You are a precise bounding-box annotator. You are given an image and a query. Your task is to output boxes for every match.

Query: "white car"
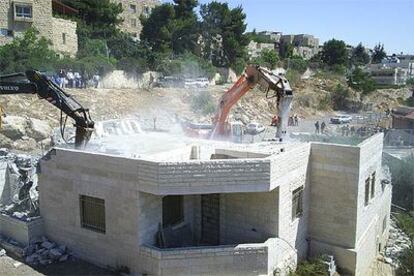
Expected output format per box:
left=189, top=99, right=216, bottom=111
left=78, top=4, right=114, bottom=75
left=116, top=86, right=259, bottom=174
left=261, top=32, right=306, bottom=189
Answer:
left=246, top=122, right=266, bottom=134
left=184, top=78, right=209, bottom=88
left=330, top=114, right=352, bottom=124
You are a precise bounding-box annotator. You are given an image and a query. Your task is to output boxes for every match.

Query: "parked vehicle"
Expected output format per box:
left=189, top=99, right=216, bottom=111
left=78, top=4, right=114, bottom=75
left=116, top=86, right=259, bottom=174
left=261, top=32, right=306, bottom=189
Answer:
left=155, top=76, right=183, bottom=88
left=246, top=122, right=266, bottom=134
left=184, top=77, right=209, bottom=89
left=330, top=114, right=352, bottom=124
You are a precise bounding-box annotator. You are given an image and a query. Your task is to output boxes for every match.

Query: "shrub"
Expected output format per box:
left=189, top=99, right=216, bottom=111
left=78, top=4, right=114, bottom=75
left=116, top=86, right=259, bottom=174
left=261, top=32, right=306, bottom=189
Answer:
left=289, top=256, right=328, bottom=276
left=318, top=94, right=331, bottom=110
left=331, top=84, right=351, bottom=110
left=191, top=91, right=216, bottom=115
left=396, top=242, right=414, bottom=276
left=348, top=67, right=376, bottom=95
left=286, top=69, right=301, bottom=87
left=289, top=56, right=308, bottom=74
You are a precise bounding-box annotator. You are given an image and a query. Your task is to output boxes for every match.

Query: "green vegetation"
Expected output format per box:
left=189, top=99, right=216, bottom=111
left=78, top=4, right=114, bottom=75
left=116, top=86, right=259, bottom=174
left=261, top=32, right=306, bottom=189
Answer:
left=407, top=78, right=414, bottom=86
left=191, top=91, right=216, bottom=115
left=350, top=43, right=370, bottom=66
left=388, top=155, right=414, bottom=210
left=347, top=67, right=376, bottom=95
left=320, top=39, right=348, bottom=67
left=372, top=43, right=387, bottom=64
left=288, top=56, right=308, bottom=74
left=246, top=29, right=275, bottom=44
left=250, top=48, right=279, bottom=69
left=289, top=256, right=328, bottom=276
left=331, top=84, right=351, bottom=110
left=395, top=213, right=414, bottom=276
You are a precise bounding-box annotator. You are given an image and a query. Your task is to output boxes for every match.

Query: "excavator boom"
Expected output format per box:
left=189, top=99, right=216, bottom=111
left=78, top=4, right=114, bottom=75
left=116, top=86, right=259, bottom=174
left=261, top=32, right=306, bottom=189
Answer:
left=0, top=70, right=94, bottom=148
left=211, top=65, right=293, bottom=140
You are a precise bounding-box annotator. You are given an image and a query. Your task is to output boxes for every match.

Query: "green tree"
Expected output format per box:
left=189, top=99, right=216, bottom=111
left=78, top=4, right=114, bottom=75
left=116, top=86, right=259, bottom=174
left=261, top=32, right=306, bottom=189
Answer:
left=389, top=155, right=414, bottom=210
left=348, top=67, right=376, bottom=95
left=61, top=0, right=123, bottom=39
left=200, top=2, right=249, bottom=72
left=0, top=28, right=58, bottom=74
left=397, top=245, right=414, bottom=276
left=251, top=49, right=279, bottom=69
left=372, top=43, right=387, bottom=64
left=350, top=43, right=370, bottom=66
left=331, top=84, right=351, bottom=110
left=289, top=56, right=308, bottom=73
left=321, top=39, right=348, bottom=66
left=141, top=1, right=199, bottom=55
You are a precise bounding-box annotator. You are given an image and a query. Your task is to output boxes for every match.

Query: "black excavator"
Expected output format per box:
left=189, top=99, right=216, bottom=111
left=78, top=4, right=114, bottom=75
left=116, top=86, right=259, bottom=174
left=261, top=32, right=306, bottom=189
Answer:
left=0, top=70, right=94, bottom=148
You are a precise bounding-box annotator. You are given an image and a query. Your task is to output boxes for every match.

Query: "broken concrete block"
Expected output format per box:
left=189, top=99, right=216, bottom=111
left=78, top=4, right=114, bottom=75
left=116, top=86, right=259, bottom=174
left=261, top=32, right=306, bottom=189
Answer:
left=49, top=248, right=63, bottom=260
left=59, top=254, right=69, bottom=262
left=58, top=245, right=66, bottom=253
left=41, top=241, right=55, bottom=250
left=0, top=249, right=6, bottom=257
left=25, top=253, right=39, bottom=264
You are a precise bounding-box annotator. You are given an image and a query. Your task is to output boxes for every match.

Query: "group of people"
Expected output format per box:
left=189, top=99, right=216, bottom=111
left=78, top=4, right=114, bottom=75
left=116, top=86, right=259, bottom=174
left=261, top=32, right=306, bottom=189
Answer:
left=270, top=114, right=299, bottom=127
left=52, top=69, right=101, bottom=89
left=288, top=114, right=299, bottom=126
left=314, top=121, right=327, bottom=134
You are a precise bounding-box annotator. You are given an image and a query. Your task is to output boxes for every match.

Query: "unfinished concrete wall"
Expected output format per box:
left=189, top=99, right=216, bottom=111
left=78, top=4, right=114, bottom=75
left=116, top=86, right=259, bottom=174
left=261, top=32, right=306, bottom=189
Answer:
left=309, top=142, right=360, bottom=247
left=221, top=190, right=279, bottom=244
left=308, top=134, right=391, bottom=275
left=0, top=215, right=44, bottom=246
left=39, top=150, right=142, bottom=272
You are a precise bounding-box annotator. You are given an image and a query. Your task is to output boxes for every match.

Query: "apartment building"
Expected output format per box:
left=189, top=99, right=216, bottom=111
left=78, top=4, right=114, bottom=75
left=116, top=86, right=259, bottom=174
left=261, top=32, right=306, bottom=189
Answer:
left=0, top=0, right=78, bottom=57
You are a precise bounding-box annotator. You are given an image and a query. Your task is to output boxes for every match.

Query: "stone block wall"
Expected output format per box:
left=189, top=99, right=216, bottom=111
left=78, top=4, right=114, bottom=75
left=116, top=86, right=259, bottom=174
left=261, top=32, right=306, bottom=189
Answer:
left=51, top=17, right=78, bottom=57
left=0, top=0, right=77, bottom=56
left=111, top=0, right=160, bottom=38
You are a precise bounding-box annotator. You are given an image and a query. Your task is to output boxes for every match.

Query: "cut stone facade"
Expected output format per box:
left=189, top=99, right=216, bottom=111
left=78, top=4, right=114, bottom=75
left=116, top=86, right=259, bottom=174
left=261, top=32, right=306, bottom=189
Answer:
left=0, top=0, right=78, bottom=57
left=37, top=134, right=390, bottom=275
left=111, top=0, right=160, bottom=39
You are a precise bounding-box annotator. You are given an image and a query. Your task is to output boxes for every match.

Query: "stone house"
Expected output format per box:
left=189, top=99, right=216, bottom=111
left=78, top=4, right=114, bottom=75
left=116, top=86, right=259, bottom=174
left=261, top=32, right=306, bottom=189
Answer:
left=247, top=41, right=276, bottom=58
left=111, top=0, right=160, bottom=40
left=280, top=34, right=320, bottom=60
left=0, top=0, right=78, bottom=57
left=391, top=106, right=414, bottom=129
left=35, top=133, right=391, bottom=275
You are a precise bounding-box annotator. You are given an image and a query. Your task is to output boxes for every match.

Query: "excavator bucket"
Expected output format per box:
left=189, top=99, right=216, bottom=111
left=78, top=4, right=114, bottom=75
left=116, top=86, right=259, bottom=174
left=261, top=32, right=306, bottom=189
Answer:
left=74, top=127, right=94, bottom=149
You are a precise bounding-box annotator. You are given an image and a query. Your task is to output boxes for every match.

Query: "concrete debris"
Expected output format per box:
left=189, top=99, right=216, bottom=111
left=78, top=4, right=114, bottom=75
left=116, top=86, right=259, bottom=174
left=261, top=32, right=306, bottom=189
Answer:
left=0, top=149, right=39, bottom=220
left=24, top=237, right=71, bottom=266
left=13, top=261, right=22, bottom=268
left=0, top=248, right=6, bottom=257
left=381, top=217, right=412, bottom=268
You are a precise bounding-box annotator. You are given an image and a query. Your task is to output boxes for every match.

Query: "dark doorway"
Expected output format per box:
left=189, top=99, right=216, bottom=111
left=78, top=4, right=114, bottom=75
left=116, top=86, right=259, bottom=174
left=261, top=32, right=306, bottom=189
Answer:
left=201, top=194, right=220, bottom=245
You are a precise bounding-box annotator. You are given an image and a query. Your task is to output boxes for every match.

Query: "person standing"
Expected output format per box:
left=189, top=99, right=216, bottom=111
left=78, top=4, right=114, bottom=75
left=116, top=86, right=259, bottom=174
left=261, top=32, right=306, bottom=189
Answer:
left=58, top=69, right=66, bottom=89
left=66, top=69, right=74, bottom=88
left=321, top=121, right=326, bottom=134
left=315, top=121, right=320, bottom=134
left=294, top=114, right=299, bottom=126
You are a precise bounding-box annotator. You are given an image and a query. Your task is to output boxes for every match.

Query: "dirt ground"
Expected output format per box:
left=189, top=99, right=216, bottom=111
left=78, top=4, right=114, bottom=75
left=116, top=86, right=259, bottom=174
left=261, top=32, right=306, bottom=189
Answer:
left=0, top=254, right=116, bottom=276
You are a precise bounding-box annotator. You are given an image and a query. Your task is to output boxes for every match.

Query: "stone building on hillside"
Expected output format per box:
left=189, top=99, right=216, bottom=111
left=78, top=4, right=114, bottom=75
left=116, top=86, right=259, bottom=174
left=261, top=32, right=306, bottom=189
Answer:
left=0, top=0, right=78, bottom=57
left=280, top=34, right=320, bottom=60
left=111, top=0, right=160, bottom=39
left=32, top=133, right=391, bottom=275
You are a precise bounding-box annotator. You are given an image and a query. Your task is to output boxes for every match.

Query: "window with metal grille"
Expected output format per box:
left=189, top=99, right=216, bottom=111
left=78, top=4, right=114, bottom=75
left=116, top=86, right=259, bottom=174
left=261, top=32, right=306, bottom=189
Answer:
left=15, top=5, right=32, bottom=19
left=130, top=19, right=137, bottom=27
left=80, top=195, right=106, bottom=233
left=292, top=186, right=303, bottom=220
left=162, top=195, right=183, bottom=227
left=0, top=29, right=13, bottom=37
left=370, top=172, right=376, bottom=199
left=382, top=216, right=387, bottom=233
left=365, top=177, right=370, bottom=206
left=62, top=33, right=66, bottom=45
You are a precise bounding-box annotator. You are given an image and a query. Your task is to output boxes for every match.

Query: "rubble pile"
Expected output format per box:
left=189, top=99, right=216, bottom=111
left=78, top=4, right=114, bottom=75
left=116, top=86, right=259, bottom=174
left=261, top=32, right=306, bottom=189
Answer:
left=0, top=149, right=39, bottom=220
left=382, top=218, right=412, bottom=267
left=24, top=237, right=72, bottom=266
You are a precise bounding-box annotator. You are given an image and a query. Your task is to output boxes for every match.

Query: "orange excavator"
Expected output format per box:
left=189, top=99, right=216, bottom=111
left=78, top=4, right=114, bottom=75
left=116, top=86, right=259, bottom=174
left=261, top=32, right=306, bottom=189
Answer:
left=210, top=65, right=293, bottom=141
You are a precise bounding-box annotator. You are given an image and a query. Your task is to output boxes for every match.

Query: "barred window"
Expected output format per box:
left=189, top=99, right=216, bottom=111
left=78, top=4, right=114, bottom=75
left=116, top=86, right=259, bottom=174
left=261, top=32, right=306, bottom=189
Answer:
left=382, top=216, right=387, bottom=233
left=365, top=178, right=370, bottom=206
left=80, top=195, right=106, bottom=233
left=292, top=186, right=304, bottom=220
left=371, top=172, right=376, bottom=199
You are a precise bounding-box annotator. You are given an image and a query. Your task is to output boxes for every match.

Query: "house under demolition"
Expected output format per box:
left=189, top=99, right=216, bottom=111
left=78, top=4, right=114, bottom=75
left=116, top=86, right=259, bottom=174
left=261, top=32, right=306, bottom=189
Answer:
left=13, top=132, right=389, bottom=276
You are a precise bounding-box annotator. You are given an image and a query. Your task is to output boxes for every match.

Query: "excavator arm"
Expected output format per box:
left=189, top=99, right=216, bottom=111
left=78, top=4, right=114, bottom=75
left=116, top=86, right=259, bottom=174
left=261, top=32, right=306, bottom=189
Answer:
left=0, top=70, right=94, bottom=148
left=212, top=65, right=293, bottom=139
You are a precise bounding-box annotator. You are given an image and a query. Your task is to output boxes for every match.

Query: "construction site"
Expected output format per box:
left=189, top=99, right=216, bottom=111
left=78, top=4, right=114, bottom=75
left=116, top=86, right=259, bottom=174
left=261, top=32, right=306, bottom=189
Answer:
left=1, top=0, right=414, bottom=276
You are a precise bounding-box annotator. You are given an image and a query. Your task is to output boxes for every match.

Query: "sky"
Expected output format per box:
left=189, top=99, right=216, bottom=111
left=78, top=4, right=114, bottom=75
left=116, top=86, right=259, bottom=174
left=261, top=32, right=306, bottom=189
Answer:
left=162, top=0, right=414, bottom=54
